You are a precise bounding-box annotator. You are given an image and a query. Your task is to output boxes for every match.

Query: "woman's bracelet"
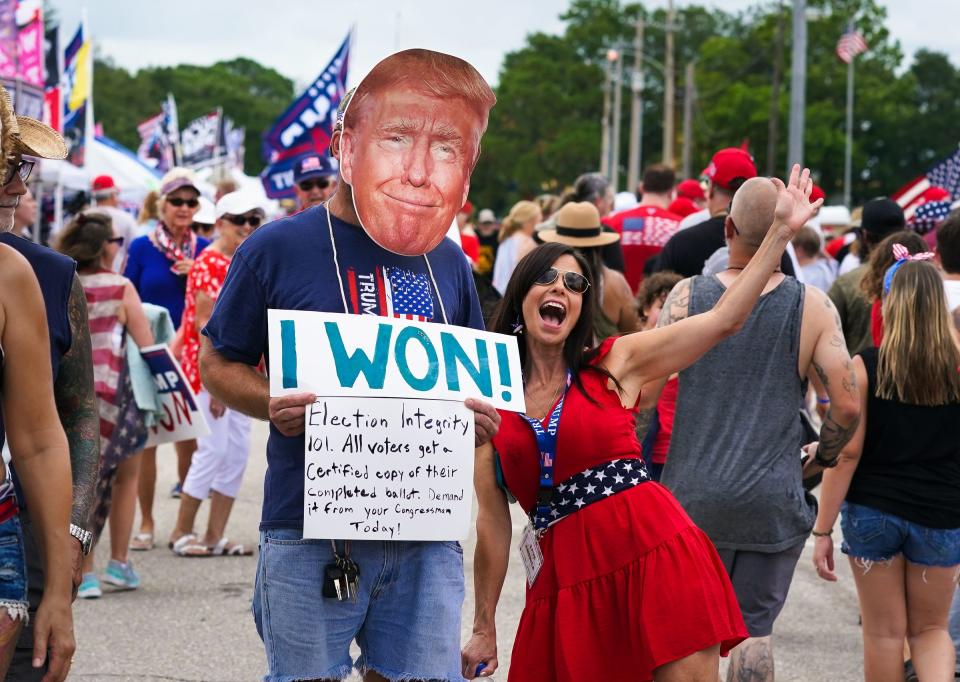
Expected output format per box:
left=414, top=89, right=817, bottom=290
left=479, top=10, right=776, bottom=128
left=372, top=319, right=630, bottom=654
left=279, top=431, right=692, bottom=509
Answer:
left=811, top=528, right=832, bottom=537
left=816, top=396, right=830, bottom=404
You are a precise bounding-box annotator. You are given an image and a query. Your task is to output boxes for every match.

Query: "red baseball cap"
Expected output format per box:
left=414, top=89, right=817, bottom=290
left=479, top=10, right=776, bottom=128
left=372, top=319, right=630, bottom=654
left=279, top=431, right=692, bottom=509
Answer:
left=460, top=200, right=473, bottom=215
left=92, top=174, right=117, bottom=192
left=675, top=179, right=705, bottom=201
left=810, top=184, right=825, bottom=203
left=668, top=196, right=700, bottom=218
left=702, top=148, right=757, bottom=191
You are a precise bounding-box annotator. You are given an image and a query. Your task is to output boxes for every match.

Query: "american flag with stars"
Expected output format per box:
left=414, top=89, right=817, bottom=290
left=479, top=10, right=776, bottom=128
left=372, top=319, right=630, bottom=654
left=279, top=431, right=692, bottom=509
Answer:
left=383, top=267, right=435, bottom=322
left=836, top=27, right=867, bottom=64
left=534, top=458, right=650, bottom=530
left=894, top=146, right=960, bottom=219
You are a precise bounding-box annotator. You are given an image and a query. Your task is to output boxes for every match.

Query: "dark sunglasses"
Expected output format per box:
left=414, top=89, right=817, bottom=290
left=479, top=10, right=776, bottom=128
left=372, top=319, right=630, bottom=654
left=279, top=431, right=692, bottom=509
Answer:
left=534, top=267, right=590, bottom=294
left=298, top=177, right=331, bottom=192
left=224, top=214, right=263, bottom=228
left=107, top=236, right=125, bottom=246
left=167, top=197, right=200, bottom=208
left=4, top=159, right=34, bottom=186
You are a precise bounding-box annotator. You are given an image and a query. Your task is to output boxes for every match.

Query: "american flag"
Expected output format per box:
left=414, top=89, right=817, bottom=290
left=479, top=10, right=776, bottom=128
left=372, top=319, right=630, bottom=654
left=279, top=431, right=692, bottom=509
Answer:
left=836, top=28, right=867, bottom=64
left=893, top=146, right=960, bottom=219
left=383, top=267, right=434, bottom=322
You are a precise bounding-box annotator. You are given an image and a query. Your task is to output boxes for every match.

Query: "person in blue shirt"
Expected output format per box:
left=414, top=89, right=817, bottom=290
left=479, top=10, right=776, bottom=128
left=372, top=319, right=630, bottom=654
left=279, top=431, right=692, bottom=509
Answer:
left=201, top=50, right=501, bottom=682
left=124, top=168, right=208, bottom=551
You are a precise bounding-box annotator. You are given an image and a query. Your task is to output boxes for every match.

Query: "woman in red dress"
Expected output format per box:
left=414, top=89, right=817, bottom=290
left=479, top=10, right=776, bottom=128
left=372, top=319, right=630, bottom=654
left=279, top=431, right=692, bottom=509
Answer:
left=462, top=166, right=822, bottom=681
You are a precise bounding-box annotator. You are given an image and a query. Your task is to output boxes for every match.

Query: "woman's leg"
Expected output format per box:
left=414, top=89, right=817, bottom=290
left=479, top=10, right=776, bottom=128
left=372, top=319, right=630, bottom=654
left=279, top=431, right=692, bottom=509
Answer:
left=905, top=561, right=958, bottom=680
left=849, top=554, right=908, bottom=682
left=654, top=644, right=721, bottom=682
left=175, top=439, right=197, bottom=488
left=108, top=453, right=143, bottom=565
left=136, top=446, right=157, bottom=536
left=203, top=410, right=251, bottom=546
left=0, top=607, right=24, bottom=676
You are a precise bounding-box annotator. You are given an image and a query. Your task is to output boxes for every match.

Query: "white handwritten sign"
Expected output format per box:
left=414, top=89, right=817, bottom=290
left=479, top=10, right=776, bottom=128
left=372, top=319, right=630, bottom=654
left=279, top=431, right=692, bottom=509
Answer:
left=303, top=397, right=474, bottom=540
left=267, top=310, right=525, bottom=412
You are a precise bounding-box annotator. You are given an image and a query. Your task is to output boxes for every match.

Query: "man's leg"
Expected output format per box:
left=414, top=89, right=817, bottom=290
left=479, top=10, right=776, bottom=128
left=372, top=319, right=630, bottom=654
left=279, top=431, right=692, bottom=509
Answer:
left=720, top=542, right=804, bottom=682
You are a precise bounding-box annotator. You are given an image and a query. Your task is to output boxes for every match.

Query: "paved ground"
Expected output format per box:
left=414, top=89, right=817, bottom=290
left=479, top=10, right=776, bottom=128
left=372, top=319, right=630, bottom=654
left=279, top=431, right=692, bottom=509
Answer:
left=73, top=422, right=866, bottom=681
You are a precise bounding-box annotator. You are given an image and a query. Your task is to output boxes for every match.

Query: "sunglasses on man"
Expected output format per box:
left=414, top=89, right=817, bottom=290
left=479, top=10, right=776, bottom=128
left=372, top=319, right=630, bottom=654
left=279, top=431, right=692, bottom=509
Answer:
left=167, top=197, right=200, bottom=208
left=298, top=177, right=331, bottom=192
left=534, top=267, right=590, bottom=294
left=3, top=159, right=34, bottom=186
left=223, top=214, right=263, bottom=228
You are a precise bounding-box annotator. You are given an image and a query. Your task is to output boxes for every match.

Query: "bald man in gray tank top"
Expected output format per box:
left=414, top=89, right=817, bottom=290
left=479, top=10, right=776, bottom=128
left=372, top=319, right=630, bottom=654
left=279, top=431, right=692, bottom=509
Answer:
left=651, top=177, right=862, bottom=682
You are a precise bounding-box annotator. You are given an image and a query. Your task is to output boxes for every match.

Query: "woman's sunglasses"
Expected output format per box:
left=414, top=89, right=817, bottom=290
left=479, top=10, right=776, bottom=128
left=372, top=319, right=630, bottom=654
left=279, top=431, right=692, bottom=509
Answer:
left=534, top=267, right=590, bottom=294
left=167, top=197, right=199, bottom=208
left=224, top=214, right=263, bottom=228
left=3, top=159, right=34, bottom=186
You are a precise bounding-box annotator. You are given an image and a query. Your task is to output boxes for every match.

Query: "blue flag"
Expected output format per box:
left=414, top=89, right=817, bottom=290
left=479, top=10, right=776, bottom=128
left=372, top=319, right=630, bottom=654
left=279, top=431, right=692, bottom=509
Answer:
left=260, top=30, right=350, bottom=199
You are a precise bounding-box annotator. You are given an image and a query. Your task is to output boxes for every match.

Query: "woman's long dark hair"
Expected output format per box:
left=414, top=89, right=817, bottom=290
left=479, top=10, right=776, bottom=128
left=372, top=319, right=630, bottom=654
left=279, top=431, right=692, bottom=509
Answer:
left=491, top=242, right=616, bottom=402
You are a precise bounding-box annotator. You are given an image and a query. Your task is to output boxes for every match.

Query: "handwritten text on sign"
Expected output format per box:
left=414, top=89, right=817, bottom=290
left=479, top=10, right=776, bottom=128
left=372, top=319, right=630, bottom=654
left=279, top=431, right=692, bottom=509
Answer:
left=304, top=397, right=474, bottom=541
left=268, top=310, right=525, bottom=412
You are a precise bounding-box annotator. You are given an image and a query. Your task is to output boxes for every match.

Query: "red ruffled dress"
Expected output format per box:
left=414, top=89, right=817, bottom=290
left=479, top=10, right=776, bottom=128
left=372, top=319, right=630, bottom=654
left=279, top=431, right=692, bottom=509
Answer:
left=493, top=338, right=747, bottom=681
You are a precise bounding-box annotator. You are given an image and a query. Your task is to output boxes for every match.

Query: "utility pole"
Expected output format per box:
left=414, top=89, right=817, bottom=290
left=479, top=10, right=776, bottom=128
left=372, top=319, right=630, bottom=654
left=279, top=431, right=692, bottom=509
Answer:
left=681, top=61, right=695, bottom=179
left=610, top=51, right=623, bottom=191
left=662, top=0, right=676, bottom=166
left=601, top=52, right=614, bottom=176
left=843, top=45, right=855, bottom=207
left=766, top=2, right=785, bottom=175
left=627, top=15, right=645, bottom=192
left=787, top=0, right=806, bottom=171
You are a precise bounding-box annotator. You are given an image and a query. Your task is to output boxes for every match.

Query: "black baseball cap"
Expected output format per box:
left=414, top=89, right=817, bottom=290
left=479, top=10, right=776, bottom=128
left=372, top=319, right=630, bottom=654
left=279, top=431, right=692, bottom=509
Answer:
left=861, top=198, right=905, bottom=236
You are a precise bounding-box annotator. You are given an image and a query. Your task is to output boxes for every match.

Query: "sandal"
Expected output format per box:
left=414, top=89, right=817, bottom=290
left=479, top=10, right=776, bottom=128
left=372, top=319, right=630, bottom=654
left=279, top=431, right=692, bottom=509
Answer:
left=209, top=537, right=254, bottom=557
left=129, top=532, right=155, bottom=551
left=171, top=533, right=212, bottom=557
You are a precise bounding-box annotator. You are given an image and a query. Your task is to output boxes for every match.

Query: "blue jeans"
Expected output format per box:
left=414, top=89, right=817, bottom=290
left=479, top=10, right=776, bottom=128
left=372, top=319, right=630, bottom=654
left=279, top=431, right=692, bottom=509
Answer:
left=0, top=514, right=28, bottom=621
left=252, top=529, right=465, bottom=681
left=840, top=501, right=960, bottom=567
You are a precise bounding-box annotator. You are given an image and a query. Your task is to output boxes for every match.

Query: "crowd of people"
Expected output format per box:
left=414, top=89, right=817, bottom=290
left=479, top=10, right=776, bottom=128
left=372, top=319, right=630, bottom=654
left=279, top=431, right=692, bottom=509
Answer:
left=0, top=42, right=958, bottom=682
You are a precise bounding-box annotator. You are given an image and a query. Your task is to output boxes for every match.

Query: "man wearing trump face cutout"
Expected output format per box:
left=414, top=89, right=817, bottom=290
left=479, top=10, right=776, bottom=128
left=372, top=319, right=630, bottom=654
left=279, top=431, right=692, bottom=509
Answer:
left=199, top=50, right=500, bottom=681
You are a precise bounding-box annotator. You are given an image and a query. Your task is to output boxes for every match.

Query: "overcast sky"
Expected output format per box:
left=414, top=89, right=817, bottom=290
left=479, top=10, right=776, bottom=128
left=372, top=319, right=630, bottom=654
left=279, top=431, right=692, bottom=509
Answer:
left=49, top=0, right=957, bottom=90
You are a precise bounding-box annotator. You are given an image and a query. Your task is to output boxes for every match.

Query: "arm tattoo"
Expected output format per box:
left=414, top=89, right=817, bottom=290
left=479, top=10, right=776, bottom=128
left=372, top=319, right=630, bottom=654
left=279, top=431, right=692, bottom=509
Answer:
left=656, top=278, right=691, bottom=328
left=54, top=275, right=100, bottom=528
left=818, top=409, right=860, bottom=462
left=811, top=359, right=829, bottom=388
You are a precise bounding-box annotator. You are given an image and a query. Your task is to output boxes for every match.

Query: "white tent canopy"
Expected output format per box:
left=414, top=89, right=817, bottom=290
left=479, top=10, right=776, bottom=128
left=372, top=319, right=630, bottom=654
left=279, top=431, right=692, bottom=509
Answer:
left=195, top=165, right=280, bottom=217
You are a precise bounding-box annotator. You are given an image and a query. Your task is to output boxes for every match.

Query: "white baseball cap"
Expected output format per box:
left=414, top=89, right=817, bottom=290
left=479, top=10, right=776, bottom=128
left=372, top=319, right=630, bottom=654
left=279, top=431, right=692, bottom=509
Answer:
left=194, top=197, right=216, bottom=225
left=216, top=191, right=262, bottom=219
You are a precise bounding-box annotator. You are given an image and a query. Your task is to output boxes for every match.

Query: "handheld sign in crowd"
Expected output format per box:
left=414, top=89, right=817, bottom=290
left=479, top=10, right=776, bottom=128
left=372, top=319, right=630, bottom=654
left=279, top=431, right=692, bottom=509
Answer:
left=140, top=345, right=210, bottom=447
left=268, top=310, right=525, bottom=542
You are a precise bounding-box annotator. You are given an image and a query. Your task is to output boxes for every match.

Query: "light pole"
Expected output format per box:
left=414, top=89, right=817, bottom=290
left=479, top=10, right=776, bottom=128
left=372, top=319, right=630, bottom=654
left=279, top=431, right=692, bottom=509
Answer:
left=610, top=49, right=623, bottom=191
left=627, top=16, right=645, bottom=193
left=662, top=0, right=676, bottom=166
left=787, top=0, right=807, bottom=171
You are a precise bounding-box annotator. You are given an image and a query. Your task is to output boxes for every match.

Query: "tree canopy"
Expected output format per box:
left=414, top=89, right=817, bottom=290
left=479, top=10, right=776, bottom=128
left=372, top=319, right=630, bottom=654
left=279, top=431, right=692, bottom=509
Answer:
left=470, top=0, right=960, bottom=213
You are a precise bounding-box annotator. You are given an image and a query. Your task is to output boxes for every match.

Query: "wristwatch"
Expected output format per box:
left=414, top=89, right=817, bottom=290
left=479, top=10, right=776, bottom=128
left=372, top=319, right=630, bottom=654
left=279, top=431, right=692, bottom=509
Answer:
left=69, top=524, right=93, bottom=555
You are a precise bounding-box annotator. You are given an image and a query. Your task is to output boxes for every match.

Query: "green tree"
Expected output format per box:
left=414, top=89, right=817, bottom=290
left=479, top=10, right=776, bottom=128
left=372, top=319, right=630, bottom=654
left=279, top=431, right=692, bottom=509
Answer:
left=93, top=57, right=294, bottom=176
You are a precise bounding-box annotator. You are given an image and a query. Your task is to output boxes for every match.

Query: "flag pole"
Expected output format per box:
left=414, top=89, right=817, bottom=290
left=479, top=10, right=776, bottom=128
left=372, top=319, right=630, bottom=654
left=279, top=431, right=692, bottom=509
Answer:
left=843, top=46, right=854, bottom=208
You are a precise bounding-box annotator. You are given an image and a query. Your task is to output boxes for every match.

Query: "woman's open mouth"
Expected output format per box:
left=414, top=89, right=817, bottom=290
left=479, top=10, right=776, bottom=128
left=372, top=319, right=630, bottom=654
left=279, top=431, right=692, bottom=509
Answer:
left=538, top=301, right=567, bottom=329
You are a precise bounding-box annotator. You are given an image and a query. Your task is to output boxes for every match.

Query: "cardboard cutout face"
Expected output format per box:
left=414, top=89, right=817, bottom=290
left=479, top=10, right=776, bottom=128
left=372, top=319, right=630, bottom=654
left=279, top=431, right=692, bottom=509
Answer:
left=338, top=50, right=492, bottom=256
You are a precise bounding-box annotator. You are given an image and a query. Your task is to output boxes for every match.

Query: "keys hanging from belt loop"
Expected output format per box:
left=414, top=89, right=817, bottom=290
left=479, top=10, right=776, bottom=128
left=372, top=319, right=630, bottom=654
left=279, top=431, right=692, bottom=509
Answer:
left=340, top=540, right=360, bottom=602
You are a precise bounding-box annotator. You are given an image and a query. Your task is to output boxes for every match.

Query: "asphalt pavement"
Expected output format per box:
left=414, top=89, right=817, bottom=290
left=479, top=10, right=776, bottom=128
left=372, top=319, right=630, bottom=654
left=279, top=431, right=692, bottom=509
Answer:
left=72, top=422, right=865, bottom=681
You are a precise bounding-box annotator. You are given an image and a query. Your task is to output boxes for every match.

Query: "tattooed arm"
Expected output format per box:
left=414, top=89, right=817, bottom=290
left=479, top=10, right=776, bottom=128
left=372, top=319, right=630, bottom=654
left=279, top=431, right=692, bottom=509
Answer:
left=804, top=289, right=861, bottom=466
left=55, top=275, right=100, bottom=530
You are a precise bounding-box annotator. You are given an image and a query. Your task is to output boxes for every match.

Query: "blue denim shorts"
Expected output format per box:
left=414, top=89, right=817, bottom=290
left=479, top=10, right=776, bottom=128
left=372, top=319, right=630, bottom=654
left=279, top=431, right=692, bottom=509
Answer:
left=252, top=529, right=465, bottom=682
left=840, top=501, right=960, bottom=567
left=0, top=514, right=28, bottom=622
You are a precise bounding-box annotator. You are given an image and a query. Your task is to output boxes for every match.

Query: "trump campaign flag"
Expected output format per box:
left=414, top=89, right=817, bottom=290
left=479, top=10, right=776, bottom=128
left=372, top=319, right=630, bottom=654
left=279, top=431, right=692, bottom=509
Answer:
left=260, top=30, right=350, bottom=199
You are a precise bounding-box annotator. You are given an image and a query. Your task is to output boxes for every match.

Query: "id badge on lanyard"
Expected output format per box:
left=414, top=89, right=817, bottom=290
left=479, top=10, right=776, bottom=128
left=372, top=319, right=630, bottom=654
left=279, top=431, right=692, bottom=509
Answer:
left=518, top=371, right=570, bottom=586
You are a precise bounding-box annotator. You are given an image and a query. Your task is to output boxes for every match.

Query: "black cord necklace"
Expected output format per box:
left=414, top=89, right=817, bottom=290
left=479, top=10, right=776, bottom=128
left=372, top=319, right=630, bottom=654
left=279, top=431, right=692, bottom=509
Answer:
left=725, top=266, right=782, bottom=273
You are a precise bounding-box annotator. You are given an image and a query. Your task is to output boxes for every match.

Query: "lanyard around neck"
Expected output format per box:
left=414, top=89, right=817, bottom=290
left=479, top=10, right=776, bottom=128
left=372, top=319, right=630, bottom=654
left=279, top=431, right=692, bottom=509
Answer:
left=520, top=370, right=572, bottom=530
left=325, top=203, right=449, bottom=324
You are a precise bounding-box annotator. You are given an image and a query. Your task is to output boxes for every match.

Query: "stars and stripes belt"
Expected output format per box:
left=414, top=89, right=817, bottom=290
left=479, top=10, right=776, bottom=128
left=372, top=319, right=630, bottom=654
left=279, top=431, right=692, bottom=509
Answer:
left=0, top=479, right=18, bottom=525
left=530, top=457, right=650, bottom=532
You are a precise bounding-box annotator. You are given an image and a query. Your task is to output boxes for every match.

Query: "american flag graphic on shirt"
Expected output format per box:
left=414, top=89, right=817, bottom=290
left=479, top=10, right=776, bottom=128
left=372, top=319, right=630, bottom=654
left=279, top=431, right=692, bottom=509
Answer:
left=346, top=266, right=435, bottom=321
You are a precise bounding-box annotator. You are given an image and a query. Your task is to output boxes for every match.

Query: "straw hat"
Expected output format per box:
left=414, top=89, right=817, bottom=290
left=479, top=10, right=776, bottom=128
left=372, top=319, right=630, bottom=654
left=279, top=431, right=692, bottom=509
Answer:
left=538, top=201, right=620, bottom=247
left=0, top=85, right=67, bottom=163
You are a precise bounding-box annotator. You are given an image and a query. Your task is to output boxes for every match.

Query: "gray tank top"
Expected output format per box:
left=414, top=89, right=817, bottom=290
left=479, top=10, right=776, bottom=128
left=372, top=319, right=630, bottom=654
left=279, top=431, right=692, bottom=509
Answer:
left=662, top=275, right=816, bottom=552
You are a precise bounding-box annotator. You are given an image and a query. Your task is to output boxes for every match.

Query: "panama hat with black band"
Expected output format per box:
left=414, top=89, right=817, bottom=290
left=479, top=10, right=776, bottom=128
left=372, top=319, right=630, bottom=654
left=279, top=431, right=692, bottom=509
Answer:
left=538, top=201, right=620, bottom=248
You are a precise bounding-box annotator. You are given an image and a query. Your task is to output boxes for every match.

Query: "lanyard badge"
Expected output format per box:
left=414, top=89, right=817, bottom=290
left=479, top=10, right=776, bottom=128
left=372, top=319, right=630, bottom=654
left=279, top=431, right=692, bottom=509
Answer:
left=520, top=371, right=571, bottom=532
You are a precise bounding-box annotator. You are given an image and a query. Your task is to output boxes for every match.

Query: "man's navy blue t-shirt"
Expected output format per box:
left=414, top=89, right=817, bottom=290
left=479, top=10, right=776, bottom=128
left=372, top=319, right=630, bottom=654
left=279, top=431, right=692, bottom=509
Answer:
left=203, top=205, right=484, bottom=531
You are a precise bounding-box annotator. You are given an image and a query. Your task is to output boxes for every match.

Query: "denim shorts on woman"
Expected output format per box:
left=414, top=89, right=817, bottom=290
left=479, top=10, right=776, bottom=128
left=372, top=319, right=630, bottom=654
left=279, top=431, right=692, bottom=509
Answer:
left=840, top=501, right=960, bottom=567
left=252, top=529, right=465, bottom=682
left=0, top=513, right=28, bottom=622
